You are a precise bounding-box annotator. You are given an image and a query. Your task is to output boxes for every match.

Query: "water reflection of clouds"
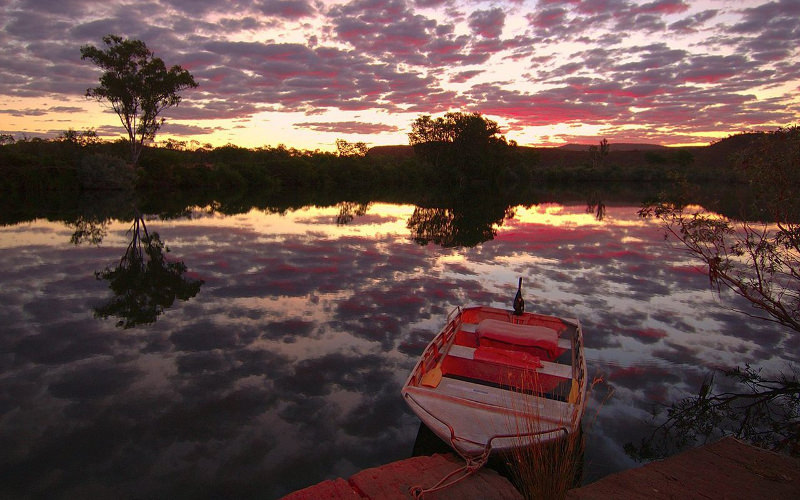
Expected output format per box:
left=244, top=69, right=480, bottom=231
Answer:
left=0, top=220, right=74, bottom=248
left=0, top=203, right=795, bottom=498
left=485, top=205, right=795, bottom=480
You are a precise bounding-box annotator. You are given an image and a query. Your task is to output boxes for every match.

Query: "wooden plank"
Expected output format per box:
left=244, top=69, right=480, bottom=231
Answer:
left=460, top=322, right=478, bottom=333
left=458, top=325, right=572, bottom=350
left=436, top=377, right=573, bottom=415
left=447, top=345, right=572, bottom=379
left=539, top=361, right=572, bottom=379
left=284, top=437, right=798, bottom=500
left=406, top=378, right=573, bottom=425
left=449, top=344, right=476, bottom=358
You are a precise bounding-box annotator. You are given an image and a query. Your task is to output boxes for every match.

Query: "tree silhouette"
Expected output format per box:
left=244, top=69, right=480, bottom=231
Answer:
left=81, top=35, right=197, bottom=165
left=94, top=214, right=203, bottom=328
left=408, top=112, right=513, bottom=183
left=625, top=365, right=799, bottom=460
left=640, top=128, right=800, bottom=333
left=407, top=197, right=515, bottom=248
left=335, top=139, right=368, bottom=158
left=336, top=202, right=371, bottom=225
left=69, top=216, right=109, bottom=246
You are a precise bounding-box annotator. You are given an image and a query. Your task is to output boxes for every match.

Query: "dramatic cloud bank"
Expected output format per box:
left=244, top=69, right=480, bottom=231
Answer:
left=0, top=0, right=798, bottom=148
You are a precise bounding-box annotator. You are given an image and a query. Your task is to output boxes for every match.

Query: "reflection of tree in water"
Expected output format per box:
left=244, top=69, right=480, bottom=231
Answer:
left=95, top=213, right=203, bottom=328
left=625, top=365, right=799, bottom=460
left=69, top=216, right=109, bottom=245
left=585, top=192, right=606, bottom=221
left=407, top=200, right=515, bottom=248
left=336, top=202, right=371, bottom=225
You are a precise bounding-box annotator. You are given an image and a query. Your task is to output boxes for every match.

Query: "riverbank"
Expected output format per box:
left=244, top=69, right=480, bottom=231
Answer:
left=282, top=437, right=798, bottom=499
left=1, top=131, right=762, bottom=195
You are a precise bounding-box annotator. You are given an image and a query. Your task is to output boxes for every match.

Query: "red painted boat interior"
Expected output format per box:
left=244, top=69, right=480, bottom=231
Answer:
left=435, top=307, right=573, bottom=396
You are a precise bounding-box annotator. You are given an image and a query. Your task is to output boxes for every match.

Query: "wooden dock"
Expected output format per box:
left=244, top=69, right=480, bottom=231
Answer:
left=567, top=436, right=799, bottom=499
left=281, top=437, right=798, bottom=499
left=280, top=453, right=522, bottom=499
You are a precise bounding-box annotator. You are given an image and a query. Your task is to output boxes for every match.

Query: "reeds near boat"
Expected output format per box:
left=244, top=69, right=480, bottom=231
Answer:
left=502, top=371, right=613, bottom=499
left=502, top=370, right=585, bottom=499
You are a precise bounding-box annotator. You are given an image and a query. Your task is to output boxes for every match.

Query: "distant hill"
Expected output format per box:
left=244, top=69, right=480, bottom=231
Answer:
left=366, top=134, right=763, bottom=170
left=558, top=143, right=669, bottom=151
left=368, top=142, right=672, bottom=158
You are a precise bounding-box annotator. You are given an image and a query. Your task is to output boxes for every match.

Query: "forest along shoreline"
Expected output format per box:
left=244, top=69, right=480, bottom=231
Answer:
left=0, top=128, right=776, bottom=221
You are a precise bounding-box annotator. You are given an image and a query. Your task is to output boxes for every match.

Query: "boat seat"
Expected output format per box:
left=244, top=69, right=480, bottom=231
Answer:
left=442, top=344, right=571, bottom=393
left=448, top=345, right=572, bottom=379
left=473, top=346, right=542, bottom=370
left=462, top=322, right=572, bottom=351
left=476, top=319, right=560, bottom=358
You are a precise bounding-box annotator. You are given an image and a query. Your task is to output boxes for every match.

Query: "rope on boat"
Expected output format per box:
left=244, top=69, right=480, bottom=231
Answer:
left=405, top=392, right=571, bottom=499
left=409, top=449, right=490, bottom=499
left=405, top=395, right=492, bottom=499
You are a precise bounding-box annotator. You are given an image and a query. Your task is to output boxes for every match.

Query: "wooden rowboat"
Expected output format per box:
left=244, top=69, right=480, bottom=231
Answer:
left=402, top=298, right=587, bottom=458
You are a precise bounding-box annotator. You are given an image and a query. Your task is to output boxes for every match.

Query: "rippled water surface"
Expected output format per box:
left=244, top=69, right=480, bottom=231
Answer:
left=1, top=202, right=794, bottom=498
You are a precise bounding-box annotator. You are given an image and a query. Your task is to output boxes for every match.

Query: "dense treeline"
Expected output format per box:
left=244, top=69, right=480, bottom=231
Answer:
left=1, top=123, right=782, bottom=205
left=0, top=132, right=749, bottom=195
left=0, top=134, right=446, bottom=196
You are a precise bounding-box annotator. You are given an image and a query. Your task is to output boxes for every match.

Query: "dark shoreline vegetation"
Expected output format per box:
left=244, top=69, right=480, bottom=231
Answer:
left=0, top=129, right=776, bottom=228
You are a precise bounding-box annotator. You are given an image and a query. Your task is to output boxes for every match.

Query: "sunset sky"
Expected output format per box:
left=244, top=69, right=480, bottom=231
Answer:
left=1, top=0, right=798, bottom=151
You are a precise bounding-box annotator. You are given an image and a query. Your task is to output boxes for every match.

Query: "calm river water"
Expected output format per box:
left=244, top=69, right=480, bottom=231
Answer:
left=0, top=200, right=794, bottom=498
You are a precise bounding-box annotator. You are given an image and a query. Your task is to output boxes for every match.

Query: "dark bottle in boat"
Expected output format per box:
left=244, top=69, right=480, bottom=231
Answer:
left=513, top=277, right=524, bottom=315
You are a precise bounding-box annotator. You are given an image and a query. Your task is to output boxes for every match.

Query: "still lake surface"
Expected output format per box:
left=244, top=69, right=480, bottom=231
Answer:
left=1, top=197, right=795, bottom=498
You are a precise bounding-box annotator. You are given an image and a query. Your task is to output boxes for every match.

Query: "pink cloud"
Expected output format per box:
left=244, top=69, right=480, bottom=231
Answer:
left=293, top=121, right=401, bottom=134
left=497, top=224, right=597, bottom=245
left=257, top=0, right=316, bottom=19
left=669, top=265, right=705, bottom=276
left=564, top=249, right=643, bottom=264
left=683, top=72, right=737, bottom=84
left=450, top=70, right=483, bottom=83
left=468, top=8, right=506, bottom=38
left=530, top=7, right=568, bottom=28
left=638, top=0, right=689, bottom=15
left=2, top=0, right=799, bottom=147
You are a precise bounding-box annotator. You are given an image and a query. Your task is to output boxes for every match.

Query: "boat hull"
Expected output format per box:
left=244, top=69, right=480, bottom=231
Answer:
left=402, top=306, right=587, bottom=457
